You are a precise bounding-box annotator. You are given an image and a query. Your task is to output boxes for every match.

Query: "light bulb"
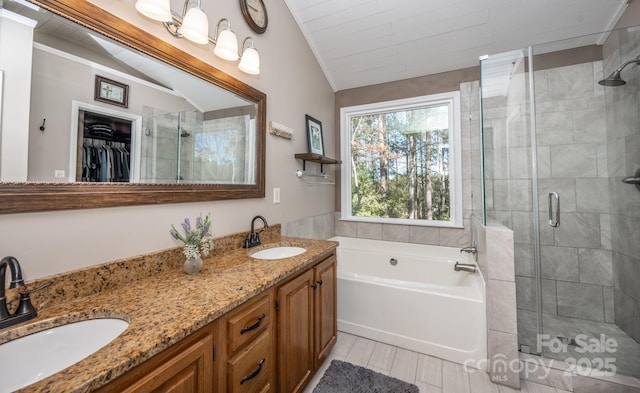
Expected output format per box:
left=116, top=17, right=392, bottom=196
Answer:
left=214, top=29, right=239, bottom=61
left=178, top=6, right=209, bottom=45
left=135, top=0, right=172, bottom=22
left=239, top=46, right=260, bottom=75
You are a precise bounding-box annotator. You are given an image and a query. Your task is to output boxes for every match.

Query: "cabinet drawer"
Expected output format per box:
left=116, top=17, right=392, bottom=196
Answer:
left=227, top=330, right=272, bottom=393
left=227, top=294, right=270, bottom=354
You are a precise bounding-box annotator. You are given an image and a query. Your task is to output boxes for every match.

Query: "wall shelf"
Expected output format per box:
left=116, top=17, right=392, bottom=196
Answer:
left=294, top=153, right=341, bottom=171
left=294, top=153, right=341, bottom=185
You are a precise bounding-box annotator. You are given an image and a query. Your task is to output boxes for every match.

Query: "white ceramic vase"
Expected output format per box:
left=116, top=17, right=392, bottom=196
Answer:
left=183, top=257, right=203, bottom=274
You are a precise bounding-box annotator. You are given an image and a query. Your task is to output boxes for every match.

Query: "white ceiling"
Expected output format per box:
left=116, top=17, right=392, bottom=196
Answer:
left=284, top=0, right=629, bottom=91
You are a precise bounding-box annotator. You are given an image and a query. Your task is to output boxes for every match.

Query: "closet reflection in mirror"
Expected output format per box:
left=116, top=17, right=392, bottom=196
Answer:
left=4, top=1, right=257, bottom=184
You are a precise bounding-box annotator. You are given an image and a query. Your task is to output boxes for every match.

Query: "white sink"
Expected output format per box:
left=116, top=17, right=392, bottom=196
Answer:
left=251, top=246, right=307, bottom=260
left=0, top=318, right=129, bottom=392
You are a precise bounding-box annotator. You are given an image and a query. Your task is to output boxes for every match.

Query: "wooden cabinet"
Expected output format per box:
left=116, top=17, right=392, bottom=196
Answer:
left=277, top=252, right=337, bottom=393
left=94, top=248, right=336, bottom=393
left=314, top=254, right=337, bottom=368
left=276, top=269, right=315, bottom=393
left=96, top=324, right=214, bottom=393
left=217, top=290, right=275, bottom=393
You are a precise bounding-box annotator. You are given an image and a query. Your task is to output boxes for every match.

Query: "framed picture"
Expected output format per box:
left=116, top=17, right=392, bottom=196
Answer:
left=305, top=114, right=324, bottom=156
left=94, top=75, right=129, bottom=108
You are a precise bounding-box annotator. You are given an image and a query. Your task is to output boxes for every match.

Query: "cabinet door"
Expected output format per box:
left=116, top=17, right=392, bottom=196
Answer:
left=119, top=332, right=214, bottom=393
left=314, top=254, right=337, bottom=369
left=277, top=269, right=315, bottom=393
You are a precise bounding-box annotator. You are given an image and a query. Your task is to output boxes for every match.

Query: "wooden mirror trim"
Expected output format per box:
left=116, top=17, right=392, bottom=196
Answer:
left=0, top=0, right=266, bottom=214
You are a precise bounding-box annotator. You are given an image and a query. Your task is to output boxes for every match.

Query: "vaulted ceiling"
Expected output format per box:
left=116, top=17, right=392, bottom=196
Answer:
left=284, top=0, right=629, bottom=91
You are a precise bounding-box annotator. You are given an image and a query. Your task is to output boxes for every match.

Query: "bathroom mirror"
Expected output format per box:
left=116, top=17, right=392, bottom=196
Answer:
left=0, top=0, right=266, bottom=213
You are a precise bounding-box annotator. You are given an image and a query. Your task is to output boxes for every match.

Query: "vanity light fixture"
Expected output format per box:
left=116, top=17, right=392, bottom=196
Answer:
left=135, top=0, right=260, bottom=74
left=213, top=19, right=239, bottom=61
left=238, top=38, right=260, bottom=75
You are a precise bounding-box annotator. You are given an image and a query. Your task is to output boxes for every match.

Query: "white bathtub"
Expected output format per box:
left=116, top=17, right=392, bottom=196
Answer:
left=330, top=236, right=486, bottom=367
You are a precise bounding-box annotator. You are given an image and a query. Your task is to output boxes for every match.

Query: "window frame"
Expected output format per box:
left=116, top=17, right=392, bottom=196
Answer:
left=339, top=91, right=463, bottom=228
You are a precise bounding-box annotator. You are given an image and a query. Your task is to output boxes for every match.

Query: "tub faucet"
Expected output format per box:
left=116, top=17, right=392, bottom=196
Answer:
left=460, top=239, right=478, bottom=255
left=460, top=240, right=478, bottom=261
left=460, top=246, right=477, bottom=254
left=243, top=215, right=269, bottom=248
left=454, top=262, right=477, bottom=273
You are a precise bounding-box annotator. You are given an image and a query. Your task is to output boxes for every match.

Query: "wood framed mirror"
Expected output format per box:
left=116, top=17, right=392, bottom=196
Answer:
left=0, top=0, right=266, bottom=214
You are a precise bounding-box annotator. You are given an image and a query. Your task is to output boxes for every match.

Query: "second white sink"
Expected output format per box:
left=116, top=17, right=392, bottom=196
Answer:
left=251, top=246, right=306, bottom=260
left=0, top=317, right=129, bottom=393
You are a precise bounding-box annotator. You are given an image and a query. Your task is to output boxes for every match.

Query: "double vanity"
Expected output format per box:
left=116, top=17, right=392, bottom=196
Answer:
left=0, top=227, right=337, bottom=393
left=0, top=1, right=336, bottom=391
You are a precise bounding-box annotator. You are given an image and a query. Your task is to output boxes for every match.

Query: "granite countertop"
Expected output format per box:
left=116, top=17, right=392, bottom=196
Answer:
left=2, top=236, right=337, bottom=393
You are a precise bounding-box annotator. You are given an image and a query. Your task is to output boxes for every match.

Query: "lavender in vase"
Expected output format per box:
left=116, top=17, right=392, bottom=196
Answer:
left=170, top=213, right=214, bottom=273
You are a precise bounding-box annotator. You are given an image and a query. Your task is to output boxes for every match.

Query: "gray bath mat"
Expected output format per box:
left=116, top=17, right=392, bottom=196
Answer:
left=313, top=360, right=419, bottom=393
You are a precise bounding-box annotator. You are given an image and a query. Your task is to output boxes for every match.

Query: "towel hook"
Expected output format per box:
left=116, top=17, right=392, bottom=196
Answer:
left=39, top=119, right=46, bottom=132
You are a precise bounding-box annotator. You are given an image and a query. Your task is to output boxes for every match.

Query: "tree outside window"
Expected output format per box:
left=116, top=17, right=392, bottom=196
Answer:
left=340, top=92, right=462, bottom=227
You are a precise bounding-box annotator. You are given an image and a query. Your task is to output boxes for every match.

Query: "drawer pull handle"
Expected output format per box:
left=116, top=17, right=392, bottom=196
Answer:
left=240, top=313, right=266, bottom=335
left=240, top=358, right=265, bottom=385
left=317, top=279, right=323, bottom=286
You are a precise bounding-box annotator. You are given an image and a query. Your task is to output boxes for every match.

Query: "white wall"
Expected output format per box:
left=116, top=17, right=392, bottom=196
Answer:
left=0, top=10, right=35, bottom=181
left=0, top=0, right=336, bottom=280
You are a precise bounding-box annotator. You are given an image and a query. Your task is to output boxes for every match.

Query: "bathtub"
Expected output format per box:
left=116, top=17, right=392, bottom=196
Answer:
left=330, top=236, right=486, bottom=367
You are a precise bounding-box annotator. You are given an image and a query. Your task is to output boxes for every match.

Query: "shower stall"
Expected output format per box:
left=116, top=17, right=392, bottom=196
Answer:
left=140, top=108, right=257, bottom=184
left=141, top=110, right=201, bottom=183
left=479, top=24, right=640, bottom=381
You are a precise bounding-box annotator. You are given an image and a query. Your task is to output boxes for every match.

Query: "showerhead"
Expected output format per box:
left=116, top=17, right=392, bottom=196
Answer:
left=599, top=69, right=626, bottom=86
left=598, top=55, right=640, bottom=87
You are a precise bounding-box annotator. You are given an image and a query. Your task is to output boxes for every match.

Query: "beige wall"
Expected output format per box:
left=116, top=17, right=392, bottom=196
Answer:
left=0, top=0, right=336, bottom=280
left=615, top=0, right=640, bottom=29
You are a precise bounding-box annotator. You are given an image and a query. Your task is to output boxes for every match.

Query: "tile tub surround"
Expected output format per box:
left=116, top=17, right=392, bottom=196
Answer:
left=334, top=213, right=472, bottom=248
left=283, top=211, right=336, bottom=240
left=472, top=216, right=520, bottom=389
left=0, top=229, right=337, bottom=392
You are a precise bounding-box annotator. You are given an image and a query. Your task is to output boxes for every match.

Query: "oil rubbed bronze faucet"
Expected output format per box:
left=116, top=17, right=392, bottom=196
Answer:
left=243, top=215, right=269, bottom=248
left=0, top=256, right=51, bottom=329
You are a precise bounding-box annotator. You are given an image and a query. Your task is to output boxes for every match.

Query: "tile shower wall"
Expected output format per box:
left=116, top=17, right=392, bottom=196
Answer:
left=140, top=110, right=199, bottom=183
left=603, top=27, right=640, bottom=344
left=482, top=59, right=614, bottom=348
left=534, top=61, right=612, bottom=326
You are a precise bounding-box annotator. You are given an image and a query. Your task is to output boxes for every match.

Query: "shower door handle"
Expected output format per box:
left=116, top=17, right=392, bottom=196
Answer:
left=548, top=192, right=560, bottom=228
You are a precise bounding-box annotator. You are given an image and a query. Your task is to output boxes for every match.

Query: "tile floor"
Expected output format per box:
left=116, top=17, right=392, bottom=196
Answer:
left=304, top=331, right=571, bottom=393
left=518, top=311, right=640, bottom=379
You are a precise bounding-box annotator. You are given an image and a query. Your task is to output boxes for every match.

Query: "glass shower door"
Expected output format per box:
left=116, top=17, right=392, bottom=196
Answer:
left=479, top=49, right=542, bottom=354
left=481, top=26, right=640, bottom=381
left=531, top=31, right=640, bottom=379
left=140, top=111, right=197, bottom=183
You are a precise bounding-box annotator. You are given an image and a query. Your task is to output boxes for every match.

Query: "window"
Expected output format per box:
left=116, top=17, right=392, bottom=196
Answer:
left=194, top=115, right=256, bottom=184
left=340, top=91, right=462, bottom=227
